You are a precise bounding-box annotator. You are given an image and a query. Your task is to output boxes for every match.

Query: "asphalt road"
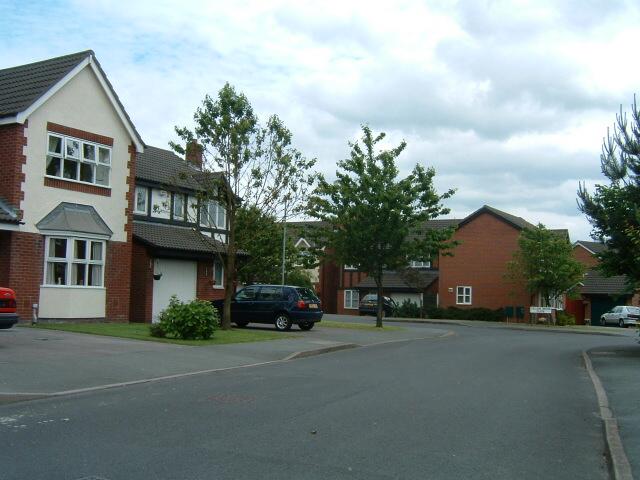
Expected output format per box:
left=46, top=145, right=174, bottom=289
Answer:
left=1, top=324, right=633, bottom=480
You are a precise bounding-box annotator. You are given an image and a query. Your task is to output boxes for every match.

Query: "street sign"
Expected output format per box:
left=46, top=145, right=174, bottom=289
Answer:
left=530, top=306, right=553, bottom=314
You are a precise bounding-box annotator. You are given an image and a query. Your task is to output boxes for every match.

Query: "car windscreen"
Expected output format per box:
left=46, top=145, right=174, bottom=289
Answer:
left=295, top=287, right=319, bottom=301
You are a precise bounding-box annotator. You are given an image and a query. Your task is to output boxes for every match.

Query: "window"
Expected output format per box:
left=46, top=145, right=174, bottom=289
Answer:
left=235, top=286, right=258, bottom=301
left=134, top=186, right=148, bottom=214
left=173, top=193, right=185, bottom=220
left=456, top=286, right=472, bottom=305
left=46, top=133, right=111, bottom=187
left=200, top=200, right=226, bottom=229
left=344, top=289, right=359, bottom=309
left=45, top=237, right=105, bottom=287
left=213, top=259, right=224, bottom=288
left=258, top=286, right=283, bottom=301
left=410, top=260, right=431, bottom=268
left=344, top=265, right=357, bottom=270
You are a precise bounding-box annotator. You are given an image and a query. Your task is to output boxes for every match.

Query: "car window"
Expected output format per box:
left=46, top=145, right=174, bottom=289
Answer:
left=235, top=287, right=258, bottom=301
left=363, top=294, right=377, bottom=301
left=627, top=306, right=640, bottom=314
left=295, top=287, right=318, bottom=301
left=612, top=306, right=621, bottom=313
left=258, top=286, right=284, bottom=301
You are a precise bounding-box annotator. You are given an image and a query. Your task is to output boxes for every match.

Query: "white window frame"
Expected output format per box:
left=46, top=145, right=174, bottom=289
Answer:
left=200, top=200, right=226, bottom=229
left=43, top=236, right=106, bottom=288
left=213, top=259, right=224, bottom=289
left=344, top=289, right=359, bottom=309
left=410, top=260, right=431, bottom=268
left=173, top=193, right=185, bottom=220
left=456, top=286, right=472, bottom=305
left=46, top=133, right=111, bottom=188
left=344, top=265, right=357, bottom=270
left=134, top=186, right=148, bottom=215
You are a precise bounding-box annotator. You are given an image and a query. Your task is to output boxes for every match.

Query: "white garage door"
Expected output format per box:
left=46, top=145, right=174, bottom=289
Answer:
left=152, top=259, right=198, bottom=323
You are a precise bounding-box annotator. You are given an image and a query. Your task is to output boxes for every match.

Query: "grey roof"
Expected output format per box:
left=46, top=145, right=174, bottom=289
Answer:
left=575, top=240, right=607, bottom=255
left=356, top=269, right=439, bottom=292
left=136, top=145, right=223, bottom=191
left=459, top=205, right=536, bottom=231
left=36, top=203, right=113, bottom=237
left=133, top=221, right=226, bottom=254
left=0, top=197, right=19, bottom=223
left=424, top=218, right=461, bottom=229
left=580, top=269, right=633, bottom=296
left=286, top=221, right=327, bottom=248
left=0, top=50, right=144, bottom=148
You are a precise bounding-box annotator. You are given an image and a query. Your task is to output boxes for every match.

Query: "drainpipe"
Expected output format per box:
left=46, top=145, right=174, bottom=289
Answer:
left=32, top=303, right=39, bottom=325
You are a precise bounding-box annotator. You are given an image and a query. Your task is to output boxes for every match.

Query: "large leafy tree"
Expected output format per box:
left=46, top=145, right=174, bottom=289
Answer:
left=307, top=125, right=456, bottom=327
left=578, top=96, right=640, bottom=287
left=171, top=83, right=316, bottom=329
left=507, top=225, right=584, bottom=313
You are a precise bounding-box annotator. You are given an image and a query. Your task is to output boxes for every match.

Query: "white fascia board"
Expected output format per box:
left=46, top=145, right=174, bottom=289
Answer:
left=295, top=237, right=311, bottom=248
left=38, top=230, right=111, bottom=241
left=0, top=223, right=21, bottom=231
left=0, top=116, right=19, bottom=125
left=88, top=58, right=144, bottom=153
left=573, top=241, right=596, bottom=255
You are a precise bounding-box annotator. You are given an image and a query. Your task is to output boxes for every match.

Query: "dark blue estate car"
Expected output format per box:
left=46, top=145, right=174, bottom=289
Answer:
left=212, top=285, right=323, bottom=331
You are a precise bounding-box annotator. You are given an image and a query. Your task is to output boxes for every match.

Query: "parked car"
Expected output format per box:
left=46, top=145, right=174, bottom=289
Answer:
left=600, top=305, right=640, bottom=328
left=0, top=287, right=18, bottom=329
left=212, top=285, right=323, bottom=331
left=359, top=294, right=397, bottom=317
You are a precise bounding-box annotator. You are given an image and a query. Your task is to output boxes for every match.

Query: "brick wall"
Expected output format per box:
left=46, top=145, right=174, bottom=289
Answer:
left=0, top=231, right=10, bottom=284
left=196, top=259, right=226, bottom=301
left=130, top=242, right=153, bottom=323
left=0, top=122, right=27, bottom=216
left=572, top=245, right=599, bottom=268
left=6, top=232, right=44, bottom=321
left=438, top=212, right=531, bottom=320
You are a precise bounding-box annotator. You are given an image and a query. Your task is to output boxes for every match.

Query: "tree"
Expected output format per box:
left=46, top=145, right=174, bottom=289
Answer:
left=307, top=125, right=456, bottom=327
left=507, top=224, right=584, bottom=319
left=171, top=83, right=317, bottom=329
left=578, top=96, right=640, bottom=288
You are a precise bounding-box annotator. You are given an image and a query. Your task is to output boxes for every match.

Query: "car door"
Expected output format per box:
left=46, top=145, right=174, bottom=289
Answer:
left=254, top=286, right=284, bottom=322
left=604, top=306, right=620, bottom=325
left=232, top=286, right=259, bottom=322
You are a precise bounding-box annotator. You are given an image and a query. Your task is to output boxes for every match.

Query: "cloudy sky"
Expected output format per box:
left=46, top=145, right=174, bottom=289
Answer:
left=2, top=0, right=639, bottom=240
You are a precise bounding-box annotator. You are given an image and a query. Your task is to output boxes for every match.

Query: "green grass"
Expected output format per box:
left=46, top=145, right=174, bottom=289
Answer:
left=25, top=322, right=292, bottom=346
left=320, top=320, right=402, bottom=331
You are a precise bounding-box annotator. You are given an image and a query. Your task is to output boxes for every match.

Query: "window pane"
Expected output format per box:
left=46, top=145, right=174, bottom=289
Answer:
left=74, top=240, right=86, bottom=259
left=46, top=156, right=61, bottom=176
left=136, top=187, right=147, bottom=213
left=88, top=264, right=103, bottom=286
left=65, top=139, right=80, bottom=158
left=80, top=162, right=94, bottom=183
left=72, top=263, right=86, bottom=286
left=47, top=262, right=67, bottom=285
left=98, top=147, right=111, bottom=164
left=216, top=204, right=225, bottom=228
left=83, top=143, right=96, bottom=161
left=214, top=260, right=223, bottom=285
left=63, top=159, right=79, bottom=180
left=49, top=238, right=67, bottom=258
left=173, top=194, right=184, bottom=218
left=96, top=165, right=109, bottom=186
left=48, top=135, right=62, bottom=154
left=91, top=242, right=103, bottom=261
left=200, top=203, right=209, bottom=226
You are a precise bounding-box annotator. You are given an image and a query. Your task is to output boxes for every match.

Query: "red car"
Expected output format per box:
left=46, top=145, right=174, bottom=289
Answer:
left=0, top=287, right=18, bottom=329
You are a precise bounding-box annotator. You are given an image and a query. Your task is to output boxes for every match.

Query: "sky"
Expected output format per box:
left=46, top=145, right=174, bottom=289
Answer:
left=2, top=0, right=639, bottom=241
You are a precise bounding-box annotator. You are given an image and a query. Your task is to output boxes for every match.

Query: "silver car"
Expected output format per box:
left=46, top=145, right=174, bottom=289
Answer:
left=600, top=305, right=640, bottom=328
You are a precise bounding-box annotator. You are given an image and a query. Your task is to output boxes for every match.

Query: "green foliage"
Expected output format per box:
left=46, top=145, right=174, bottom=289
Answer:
left=285, top=268, right=314, bottom=288
left=507, top=224, right=584, bottom=306
left=556, top=311, right=576, bottom=326
left=158, top=295, right=218, bottom=340
left=149, top=323, right=166, bottom=338
left=578, top=96, right=640, bottom=289
left=395, top=299, right=422, bottom=318
left=307, top=125, right=456, bottom=327
left=425, top=307, right=504, bottom=322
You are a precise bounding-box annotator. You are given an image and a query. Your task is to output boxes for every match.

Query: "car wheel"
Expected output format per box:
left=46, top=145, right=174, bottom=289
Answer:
left=600, top=316, right=606, bottom=326
left=274, top=313, right=292, bottom=331
left=235, top=321, right=249, bottom=328
left=619, top=318, right=626, bottom=328
left=299, top=321, right=314, bottom=331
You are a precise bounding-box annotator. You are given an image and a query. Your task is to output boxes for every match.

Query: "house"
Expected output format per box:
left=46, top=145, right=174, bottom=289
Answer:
left=0, top=50, right=144, bottom=322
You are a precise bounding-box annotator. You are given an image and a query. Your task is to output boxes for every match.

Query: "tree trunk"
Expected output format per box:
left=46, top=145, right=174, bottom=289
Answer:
left=375, top=275, right=383, bottom=328
left=222, top=202, right=236, bottom=330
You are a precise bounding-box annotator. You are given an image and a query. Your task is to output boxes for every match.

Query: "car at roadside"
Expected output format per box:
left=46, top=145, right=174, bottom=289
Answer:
left=600, top=305, right=640, bottom=328
left=0, top=287, right=19, bottom=329
left=358, top=294, right=397, bottom=317
left=212, top=285, right=322, bottom=331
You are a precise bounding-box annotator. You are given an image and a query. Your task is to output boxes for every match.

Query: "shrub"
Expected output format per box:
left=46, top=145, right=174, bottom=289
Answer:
left=395, top=299, right=422, bottom=318
left=425, top=306, right=503, bottom=322
left=158, top=295, right=218, bottom=340
left=556, top=311, right=576, bottom=326
left=149, top=323, right=166, bottom=338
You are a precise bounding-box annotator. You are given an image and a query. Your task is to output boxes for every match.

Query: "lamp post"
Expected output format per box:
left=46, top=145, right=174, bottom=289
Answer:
left=281, top=199, right=288, bottom=285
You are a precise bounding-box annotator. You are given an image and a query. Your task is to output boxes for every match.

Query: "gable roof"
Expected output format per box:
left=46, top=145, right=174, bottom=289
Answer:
left=580, top=269, right=633, bottom=296
left=457, top=205, right=536, bottom=231
left=0, top=50, right=144, bottom=151
left=574, top=240, right=607, bottom=255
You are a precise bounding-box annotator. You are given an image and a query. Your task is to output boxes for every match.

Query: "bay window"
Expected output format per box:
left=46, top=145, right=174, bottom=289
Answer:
left=47, top=133, right=111, bottom=187
left=45, top=237, right=105, bottom=287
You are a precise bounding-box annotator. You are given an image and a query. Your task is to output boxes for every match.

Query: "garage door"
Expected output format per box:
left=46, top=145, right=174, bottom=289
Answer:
left=152, top=259, right=197, bottom=323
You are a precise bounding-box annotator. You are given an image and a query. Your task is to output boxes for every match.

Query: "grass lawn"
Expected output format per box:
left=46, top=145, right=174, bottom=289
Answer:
left=26, top=322, right=291, bottom=346
left=320, top=320, right=402, bottom=331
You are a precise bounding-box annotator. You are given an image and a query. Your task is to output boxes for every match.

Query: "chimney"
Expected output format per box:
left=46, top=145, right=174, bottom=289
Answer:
left=185, top=141, right=203, bottom=170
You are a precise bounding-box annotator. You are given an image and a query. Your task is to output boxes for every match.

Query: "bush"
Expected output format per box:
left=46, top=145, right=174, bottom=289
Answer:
left=556, top=311, right=576, bottom=326
left=425, top=306, right=504, bottom=322
left=149, top=323, right=166, bottom=338
left=158, top=295, right=219, bottom=340
left=395, top=299, right=422, bottom=318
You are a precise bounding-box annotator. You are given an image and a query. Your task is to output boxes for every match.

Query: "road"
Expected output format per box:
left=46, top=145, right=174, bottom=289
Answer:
left=0, top=323, right=632, bottom=479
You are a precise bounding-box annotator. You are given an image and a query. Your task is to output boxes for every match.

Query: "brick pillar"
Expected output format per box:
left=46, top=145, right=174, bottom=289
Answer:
left=0, top=122, right=27, bottom=218
left=7, top=231, right=44, bottom=321
left=130, top=242, right=153, bottom=323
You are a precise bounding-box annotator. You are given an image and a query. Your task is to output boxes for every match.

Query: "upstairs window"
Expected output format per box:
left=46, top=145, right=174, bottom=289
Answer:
left=46, top=133, right=111, bottom=187
left=173, top=193, right=185, bottom=220
left=410, top=260, right=431, bottom=268
left=200, top=200, right=226, bottom=229
left=134, top=186, right=148, bottom=215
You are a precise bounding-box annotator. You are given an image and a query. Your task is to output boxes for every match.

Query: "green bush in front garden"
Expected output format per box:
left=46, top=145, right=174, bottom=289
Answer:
left=156, top=295, right=218, bottom=340
left=395, top=299, right=422, bottom=318
left=555, top=311, right=576, bottom=326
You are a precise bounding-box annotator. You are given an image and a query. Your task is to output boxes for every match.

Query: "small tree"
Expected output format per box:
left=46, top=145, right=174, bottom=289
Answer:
left=307, top=125, right=456, bottom=327
left=507, top=224, right=584, bottom=321
left=578, top=96, right=640, bottom=288
left=171, top=83, right=316, bottom=329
